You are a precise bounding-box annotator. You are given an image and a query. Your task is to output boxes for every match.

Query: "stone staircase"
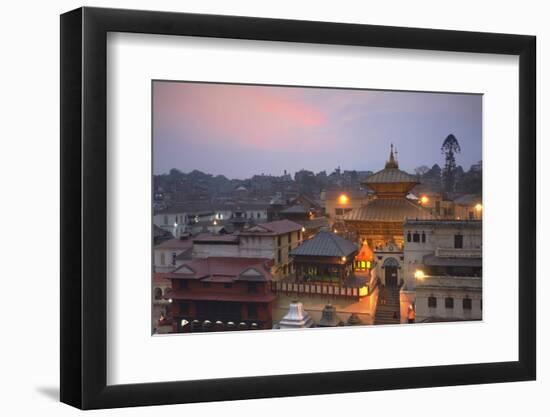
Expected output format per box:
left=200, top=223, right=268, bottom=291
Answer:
left=374, top=286, right=401, bottom=325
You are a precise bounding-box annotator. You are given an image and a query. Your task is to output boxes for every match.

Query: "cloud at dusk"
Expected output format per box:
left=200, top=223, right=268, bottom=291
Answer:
left=153, top=81, right=482, bottom=179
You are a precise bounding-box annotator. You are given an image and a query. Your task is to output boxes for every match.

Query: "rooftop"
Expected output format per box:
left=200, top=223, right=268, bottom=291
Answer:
left=363, top=145, right=419, bottom=186
left=344, top=198, right=435, bottom=223
left=193, top=233, right=240, bottom=244
left=290, top=231, right=358, bottom=258
left=240, top=219, right=302, bottom=236
left=280, top=204, right=308, bottom=214
left=167, top=257, right=273, bottom=282
left=154, top=238, right=194, bottom=250
left=363, top=168, right=419, bottom=185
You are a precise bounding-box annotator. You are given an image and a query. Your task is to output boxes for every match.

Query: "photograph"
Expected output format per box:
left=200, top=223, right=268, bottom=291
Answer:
left=151, top=81, right=483, bottom=334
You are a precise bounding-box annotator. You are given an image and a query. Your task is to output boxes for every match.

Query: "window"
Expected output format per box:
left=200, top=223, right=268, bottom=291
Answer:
left=428, top=296, right=437, bottom=308
left=445, top=297, right=454, bottom=309
left=454, top=234, right=463, bottom=249
left=407, top=232, right=411, bottom=242
left=468, top=211, right=474, bottom=220
left=335, top=208, right=343, bottom=215
left=163, top=215, right=168, bottom=224
left=154, top=287, right=162, bottom=300
left=413, top=232, right=420, bottom=242
left=224, top=283, right=232, bottom=289
left=247, top=304, right=258, bottom=318
left=171, top=252, right=177, bottom=266
left=180, top=280, right=188, bottom=290
left=180, top=302, right=189, bottom=315
left=160, top=252, right=166, bottom=265
left=202, top=282, right=210, bottom=288
left=247, top=282, right=258, bottom=293
left=421, top=232, right=426, bottom=243
left=463, top=297, right=472, bottom=310
left=277, top=249, right=281, bottom=263
left=277, top=236, right=281, bottom=246
left=257, top=212, right=261, bottom=219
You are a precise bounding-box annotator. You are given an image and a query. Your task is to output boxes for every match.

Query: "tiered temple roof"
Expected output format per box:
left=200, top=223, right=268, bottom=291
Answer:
left=344, top=144, right=435, bottom=223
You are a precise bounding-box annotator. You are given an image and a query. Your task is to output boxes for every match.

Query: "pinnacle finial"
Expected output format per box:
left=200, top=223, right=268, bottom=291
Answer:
left=386, top=143, right=399, bottom=169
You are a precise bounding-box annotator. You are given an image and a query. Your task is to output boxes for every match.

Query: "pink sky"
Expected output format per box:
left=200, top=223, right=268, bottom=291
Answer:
left=153, top=81, right=482, bottom=179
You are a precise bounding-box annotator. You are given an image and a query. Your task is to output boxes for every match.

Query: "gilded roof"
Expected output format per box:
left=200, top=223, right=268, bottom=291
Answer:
left=343, top=198, right=435, bottom=222
left=363, top=167, right=418, bottom=185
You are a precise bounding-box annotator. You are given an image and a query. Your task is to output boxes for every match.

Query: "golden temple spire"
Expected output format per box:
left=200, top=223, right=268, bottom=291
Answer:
left=385, top=143, right=399, bottom=169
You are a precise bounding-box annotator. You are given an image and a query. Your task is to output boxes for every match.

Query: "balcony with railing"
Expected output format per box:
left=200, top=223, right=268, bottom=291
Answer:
left=415, top=275, right=482, bottom=290
left=270, top=281, right=369, bottom=299
left=435, top=247, right=482, bottom=258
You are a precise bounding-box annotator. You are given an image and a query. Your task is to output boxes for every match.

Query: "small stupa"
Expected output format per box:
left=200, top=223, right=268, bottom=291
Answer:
left=276, top=300, right=314, bottom=329
left=346, top=313, right=364, bottom=326
left=318, top=303, right=344, bottom=327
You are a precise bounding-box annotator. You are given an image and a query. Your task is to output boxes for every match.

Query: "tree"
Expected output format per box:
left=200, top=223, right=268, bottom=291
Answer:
left=414, top=165, right=430, bottom=177
left=441, top=134, right=461, bottom=194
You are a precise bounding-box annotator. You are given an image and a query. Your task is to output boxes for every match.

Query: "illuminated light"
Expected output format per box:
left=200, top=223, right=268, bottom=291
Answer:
left=334, top=229, right=338, bottom=234
left=173, top=222, right=178, bottom=228
left=475, top=203, right=483, bottom=212
left=366, top=261, right=371, bottom=269
left=338, top=194, right=349, bottom=204
left=213, top=220, right=218, bottom=225
left=181, top=319, right=189, bottom=326
left=168, top=298, right=173, bottom=303
left=301, top=226, right=306, bottom=232
left=414, top=270, right=425, bottom=280
left=420, top=195, right=429, bottom=205
left=341, top=256, right=347, bottom=262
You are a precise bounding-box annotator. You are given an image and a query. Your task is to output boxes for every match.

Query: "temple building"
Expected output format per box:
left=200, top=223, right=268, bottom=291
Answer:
left=343, top=145, right=436, bottom=289
left=344, top=145, right=435, bottom=248
left=289, top=231, right=358, bottom=284
left=165, top=257, right=277, bottom=331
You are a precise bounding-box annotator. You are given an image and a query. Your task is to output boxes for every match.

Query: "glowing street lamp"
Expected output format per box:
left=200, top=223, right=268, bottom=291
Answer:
left=338, top=194, right=349, bottom=204
left=341, top=256, right=347, bottom=262
left=420, top=195, right=429, bottom=205
left=475, top=203, right=483, bottom=212
left=414, top=269, right=425, bottom=280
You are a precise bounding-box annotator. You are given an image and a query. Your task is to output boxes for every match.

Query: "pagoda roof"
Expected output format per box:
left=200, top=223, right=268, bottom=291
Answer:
left=363, top=167, right=418, bottom=185
left=290, top=231, right=358, bottom=258
left=343, top=198, right=435, bottom=223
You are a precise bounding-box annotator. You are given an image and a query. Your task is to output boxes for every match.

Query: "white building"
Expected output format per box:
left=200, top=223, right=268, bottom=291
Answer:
left=153, top=201, right=270, bottom=238
left=153, top=237, right=194, bottom=272
left=192, top=219, right=303, bottom=279
left=402, top=220, right=482, bottom=323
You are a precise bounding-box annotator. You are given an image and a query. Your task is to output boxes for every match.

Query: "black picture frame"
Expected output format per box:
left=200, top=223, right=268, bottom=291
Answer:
left=60, top=6, right=536, bottom=410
